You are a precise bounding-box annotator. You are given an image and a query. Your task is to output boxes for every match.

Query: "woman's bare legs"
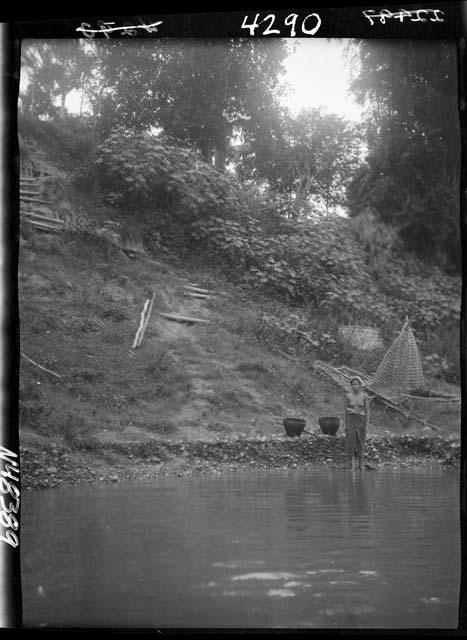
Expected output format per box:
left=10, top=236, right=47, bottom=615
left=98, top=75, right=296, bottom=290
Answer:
left=358, top=449, right=366, bottom=470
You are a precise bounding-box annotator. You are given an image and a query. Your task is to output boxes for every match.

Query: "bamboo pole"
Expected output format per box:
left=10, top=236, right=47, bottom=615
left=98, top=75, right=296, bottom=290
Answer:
left=132, top=298, right=151, bottom=349
left=137, top=292, right=155, bottom=348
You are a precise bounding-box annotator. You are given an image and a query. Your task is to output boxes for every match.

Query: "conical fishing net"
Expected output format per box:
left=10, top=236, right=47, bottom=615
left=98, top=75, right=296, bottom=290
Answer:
left=369, top=318, right=424, bottom=402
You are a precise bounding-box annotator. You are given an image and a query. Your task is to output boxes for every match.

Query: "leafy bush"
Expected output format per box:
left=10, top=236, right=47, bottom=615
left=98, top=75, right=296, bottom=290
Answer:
left=377, top=259, right=460, bottom=334
left=95, top=127, right=248, bottom=221
left=190, top=214, right=392, bottom=322
left=19, top=113, right=96, bottom=169
left=97, top=302, right=127, bottom=322
left=350, top=209, right=400, bottom=279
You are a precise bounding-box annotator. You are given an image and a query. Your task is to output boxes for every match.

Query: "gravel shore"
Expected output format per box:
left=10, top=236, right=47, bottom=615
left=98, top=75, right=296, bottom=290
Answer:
left=20, top=432, right=460, bottom=490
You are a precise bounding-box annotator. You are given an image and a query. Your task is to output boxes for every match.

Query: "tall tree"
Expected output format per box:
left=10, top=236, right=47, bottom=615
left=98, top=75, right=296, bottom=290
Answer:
left=346, top=40, right=460, bottom=271
left=238, top=107, right=363, bottom=216
left=88, top=38, right=288, bottom=166
left=20, top=40, right=95, bottom=120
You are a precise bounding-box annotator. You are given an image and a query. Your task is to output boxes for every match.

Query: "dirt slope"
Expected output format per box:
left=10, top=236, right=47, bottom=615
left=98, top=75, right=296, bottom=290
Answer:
left=18, top=227, right=461, bottom=455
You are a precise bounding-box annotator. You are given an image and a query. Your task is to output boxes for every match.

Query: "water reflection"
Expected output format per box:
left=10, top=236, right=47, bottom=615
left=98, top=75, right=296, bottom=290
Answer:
left=348, top=471, right=372, bottom=518
left=21, top=468, right=460, bottom=629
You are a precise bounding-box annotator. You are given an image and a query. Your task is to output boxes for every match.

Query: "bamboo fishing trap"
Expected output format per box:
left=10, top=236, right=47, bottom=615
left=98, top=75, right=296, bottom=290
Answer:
left=315, top=317, right=460, bottom=431
left=368, top=317, right=424, bottom=403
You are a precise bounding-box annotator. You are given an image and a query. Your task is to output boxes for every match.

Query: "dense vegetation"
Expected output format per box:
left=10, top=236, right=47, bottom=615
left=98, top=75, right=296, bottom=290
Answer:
left=92, top=129, right=460, bottom=342
left=19, top=38, right=461, bottom=381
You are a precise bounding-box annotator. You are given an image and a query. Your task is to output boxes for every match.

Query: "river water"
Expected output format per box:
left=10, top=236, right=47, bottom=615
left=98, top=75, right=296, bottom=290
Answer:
left=21, top=467, right=460, bottom=629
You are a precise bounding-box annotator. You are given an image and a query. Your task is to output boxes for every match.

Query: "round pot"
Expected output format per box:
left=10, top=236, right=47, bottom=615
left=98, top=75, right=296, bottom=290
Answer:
left=283, top=418, right=306, bottom=437
left=319, top=417, right=340, bottom=436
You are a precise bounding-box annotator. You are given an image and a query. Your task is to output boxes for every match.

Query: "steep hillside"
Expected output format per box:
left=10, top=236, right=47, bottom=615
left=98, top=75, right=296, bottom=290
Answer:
left=19, top=227, right=460, bottom=455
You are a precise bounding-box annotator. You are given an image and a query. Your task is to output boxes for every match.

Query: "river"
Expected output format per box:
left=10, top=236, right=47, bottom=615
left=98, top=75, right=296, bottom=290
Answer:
left=21, top=467, right=460, bottom=628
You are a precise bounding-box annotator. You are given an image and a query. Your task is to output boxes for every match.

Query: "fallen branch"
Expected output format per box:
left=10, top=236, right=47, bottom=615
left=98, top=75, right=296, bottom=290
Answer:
left=21, top=352, right=61, bottom=378
left=159, top=312, right=210, bottom=325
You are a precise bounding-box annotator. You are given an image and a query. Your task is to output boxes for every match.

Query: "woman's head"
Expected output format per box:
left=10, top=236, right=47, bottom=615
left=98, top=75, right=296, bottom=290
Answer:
left=350, top=376, right=364, bottom=392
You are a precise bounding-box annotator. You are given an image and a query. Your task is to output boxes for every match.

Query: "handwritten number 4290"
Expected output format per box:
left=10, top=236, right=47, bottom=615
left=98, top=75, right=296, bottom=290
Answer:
left=241, top=13, right=321, bottom=37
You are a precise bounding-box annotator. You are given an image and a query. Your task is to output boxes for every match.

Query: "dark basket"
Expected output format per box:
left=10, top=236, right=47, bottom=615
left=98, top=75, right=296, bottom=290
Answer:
left=319, top=417, right=340, bottom=436
left=283, top=418, right=306, bottom=437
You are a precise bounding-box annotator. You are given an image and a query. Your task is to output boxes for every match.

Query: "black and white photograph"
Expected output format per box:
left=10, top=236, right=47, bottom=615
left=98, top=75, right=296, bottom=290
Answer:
left=14, top=14, right=461, bottom=629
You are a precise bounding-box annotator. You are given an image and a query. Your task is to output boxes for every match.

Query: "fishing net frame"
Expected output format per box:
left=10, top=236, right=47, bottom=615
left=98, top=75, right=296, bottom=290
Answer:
left=369, top=317, right=424, bottom=402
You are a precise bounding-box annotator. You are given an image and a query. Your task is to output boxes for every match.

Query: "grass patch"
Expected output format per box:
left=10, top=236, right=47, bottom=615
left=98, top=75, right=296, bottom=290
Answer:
left=235, top=361, right=274, bottom=382
left=207, top=421, right=232, bottom=433
left=144, top=351, right=192, bottom=398
left=149, top=420, right=178, bottom=435
left=23, top=396, right=94, bottom=448
left=208, top=387, right=255, bottom=411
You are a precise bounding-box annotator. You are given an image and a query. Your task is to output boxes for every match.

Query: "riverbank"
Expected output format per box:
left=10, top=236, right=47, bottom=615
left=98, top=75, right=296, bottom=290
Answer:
left=20, top=432, right=460, bottom=490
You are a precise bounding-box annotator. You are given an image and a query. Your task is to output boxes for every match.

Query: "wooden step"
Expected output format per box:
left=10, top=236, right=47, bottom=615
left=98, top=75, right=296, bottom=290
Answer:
left=120, top=246, right=145, bottom=256
left=184, top=292, right=215, bottom=300
left=184, top=286, right=214, bottom=294
left=21, top=204, right=54, bottom=215
left=24, top=219, right=62, bottom=233
left=184, top=285, right=227, bottom=295
left=23, top=214, right=62, bottom=227
left=23, top=211, right=64, bottom=225
left=21, top=189, right=42, bottom=197
left=21, top=203, right=54, bottom=215
left=20, top=195, right=51, bottom=206
left=159, top=312, right=210, bottom=325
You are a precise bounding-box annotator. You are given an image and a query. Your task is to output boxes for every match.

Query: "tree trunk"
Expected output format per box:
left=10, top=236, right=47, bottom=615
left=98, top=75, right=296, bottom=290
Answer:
left=28, top=83, right=35, bottom=116
left=213, top=148, right=226, bottom=171
left=60, top=91, right=66, bottom=119
left=79, top=73, right=87, bottom=117
left=199, top=140, right=213, bottom=164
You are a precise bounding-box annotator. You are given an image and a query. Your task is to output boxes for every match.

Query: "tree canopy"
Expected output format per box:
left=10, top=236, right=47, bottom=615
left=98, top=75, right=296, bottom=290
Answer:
left=87, top=38, right=289, bottom=167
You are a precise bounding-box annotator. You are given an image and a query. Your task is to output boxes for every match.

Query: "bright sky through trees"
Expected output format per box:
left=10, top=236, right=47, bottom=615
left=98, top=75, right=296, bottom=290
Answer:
left=60, top=38, right=363, bottom=122
left=282, top=39, right=363, bottom=120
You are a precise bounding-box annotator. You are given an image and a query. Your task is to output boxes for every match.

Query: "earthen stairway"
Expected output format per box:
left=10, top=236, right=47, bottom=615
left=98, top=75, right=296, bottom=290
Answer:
left=20, top=174, right=64, bottom=234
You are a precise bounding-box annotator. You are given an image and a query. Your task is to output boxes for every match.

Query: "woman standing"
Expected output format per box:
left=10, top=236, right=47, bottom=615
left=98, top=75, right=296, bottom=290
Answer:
left=344, top=376, right=370, bottom=470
